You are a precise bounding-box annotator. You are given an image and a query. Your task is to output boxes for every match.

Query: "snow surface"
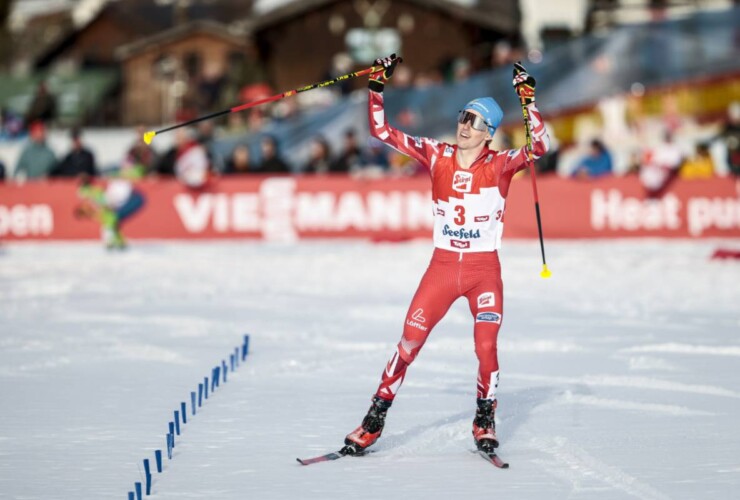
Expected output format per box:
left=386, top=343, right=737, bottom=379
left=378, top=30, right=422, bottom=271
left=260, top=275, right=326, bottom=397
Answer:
left=1, top=239, right=739, bottom=499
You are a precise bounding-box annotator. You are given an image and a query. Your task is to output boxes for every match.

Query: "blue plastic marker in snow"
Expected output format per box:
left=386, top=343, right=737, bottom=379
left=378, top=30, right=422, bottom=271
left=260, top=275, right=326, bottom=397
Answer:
left=143, top=459, right=152, bottom=495
left=198, top=383, right=203, bottom=407
left=222, top=360, right=228, bottom=383
left=230, top=353, right=235, bottom=372
left=242, top=334, right=250, bottom=360
left=213, top=367, right=220, bottom=389
left=181, top=402, right=187, bottom=424
left=191, top=391, right=196, bottom=415
left=204, top=377, right=209, bottom=399
left=155, top=450, right=163, bottom=472
left=128, top=492, right=134, bottom=500
left=168, top=422, right=175, bottom=444
left=166, top=434, right=173, bottom=459
left=135, top=482, right=142, bottom=500
left=174, top=411, right=180, bottom=435
left=234, top=347, right=239, bottom=367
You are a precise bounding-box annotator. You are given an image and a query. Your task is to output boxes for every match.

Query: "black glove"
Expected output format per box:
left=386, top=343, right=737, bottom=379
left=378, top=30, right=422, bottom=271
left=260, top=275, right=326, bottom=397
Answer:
left=512, top=61, right=536, bottom=106
left=369, top=54, right=403, bottom=92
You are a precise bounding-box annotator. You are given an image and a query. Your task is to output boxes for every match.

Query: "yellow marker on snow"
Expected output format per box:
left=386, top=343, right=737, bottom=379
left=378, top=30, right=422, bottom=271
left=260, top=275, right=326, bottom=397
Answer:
left=540, top=264, right=552, bottom=279
left=143, top=130, right=156, bottom=145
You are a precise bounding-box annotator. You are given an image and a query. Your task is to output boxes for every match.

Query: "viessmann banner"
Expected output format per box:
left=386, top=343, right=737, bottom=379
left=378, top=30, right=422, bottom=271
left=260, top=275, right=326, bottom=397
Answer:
left=1, top=176, right=738, bottom=241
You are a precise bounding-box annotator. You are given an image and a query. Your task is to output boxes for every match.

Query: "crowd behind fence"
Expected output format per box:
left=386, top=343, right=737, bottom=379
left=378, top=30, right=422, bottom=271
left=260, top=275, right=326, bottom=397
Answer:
left=1, top=7, right=739, bottom=197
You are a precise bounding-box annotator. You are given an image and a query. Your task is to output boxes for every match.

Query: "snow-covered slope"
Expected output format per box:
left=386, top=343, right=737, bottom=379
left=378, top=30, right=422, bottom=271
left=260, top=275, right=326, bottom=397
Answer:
left=1, top=239, right=738, bottom=499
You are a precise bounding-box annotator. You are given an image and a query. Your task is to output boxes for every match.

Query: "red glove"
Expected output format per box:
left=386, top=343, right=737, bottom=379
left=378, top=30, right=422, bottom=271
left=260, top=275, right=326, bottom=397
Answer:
left=512, top=61, right=536, bottom=106
left=369, top=54, right=402, bottom=92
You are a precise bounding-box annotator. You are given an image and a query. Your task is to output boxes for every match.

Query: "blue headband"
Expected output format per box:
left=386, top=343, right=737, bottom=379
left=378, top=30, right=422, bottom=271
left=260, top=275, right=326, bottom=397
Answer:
left=463, top=97, right=503, bottom=135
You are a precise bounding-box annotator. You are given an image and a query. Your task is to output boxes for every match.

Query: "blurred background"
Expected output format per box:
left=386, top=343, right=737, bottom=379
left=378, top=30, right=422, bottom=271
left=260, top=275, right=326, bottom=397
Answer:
left=0, top=0, right=739, bottom=242
left=1, top=5, right=739, bottom=497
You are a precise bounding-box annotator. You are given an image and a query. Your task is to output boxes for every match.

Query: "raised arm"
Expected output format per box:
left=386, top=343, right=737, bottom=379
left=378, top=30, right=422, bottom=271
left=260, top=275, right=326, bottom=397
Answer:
left=499, top=103, right=549, bottom=175
left=497, top=65, right=550, bottom=195
left=368, top=55, right=442, bottom=171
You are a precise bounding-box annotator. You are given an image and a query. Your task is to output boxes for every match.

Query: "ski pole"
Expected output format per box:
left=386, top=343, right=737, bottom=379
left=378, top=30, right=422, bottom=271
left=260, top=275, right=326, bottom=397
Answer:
left=143, top=65, right=384, bottom=144
left=515, top=66, right=551, bottom=279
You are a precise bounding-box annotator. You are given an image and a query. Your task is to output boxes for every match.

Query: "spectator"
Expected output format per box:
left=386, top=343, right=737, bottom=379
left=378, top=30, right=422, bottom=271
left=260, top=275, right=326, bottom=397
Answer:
left=121, top=125, right=157, bottom=179
left=392, top=64, right=414, bottom=89
left=491, top=40, right=513, bottom=67
left=572, top=139, right=613, bottom=178
left=325, top=52, right=354, bottom=96
left=14, top=121, right=56, bottom=180
left=679, top=143, right=714, bottom=179
left=364, top=137, right=390, bottom=172
left=639, top=131, right=684, bottom=199
left=197, top=121, right=224, bottom=173
left=50, top=126, right=96, bottom=178
left=0, top=159, right=5, bottom=181
left=716, top=101, right=740, bottom=178
left=452, top=57, right=472, bottom=82
left=258, top=135, right=291, bottom=173
left=174, top=127, right=210, bottom=189
left=303, top=136, right=333, bottom=174
left=332, top=129, right=363, bottom=173
left=1, top=107, right=24, bottom=139
left=388, top=150, right=424, bottom=177
left=197, top=64, right=225, bottom=113
left=24, top=81, right=57, bottom=126
left=175, top=91, right=199, bottom=124
left=154, top=145, right=177, bottom=176
left=224, top=144, right=254, bottom=174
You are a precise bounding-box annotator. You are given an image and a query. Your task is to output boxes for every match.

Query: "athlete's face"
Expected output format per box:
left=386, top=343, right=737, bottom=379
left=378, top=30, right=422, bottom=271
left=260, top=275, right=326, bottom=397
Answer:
left=456, top=110, right=491, bottom=150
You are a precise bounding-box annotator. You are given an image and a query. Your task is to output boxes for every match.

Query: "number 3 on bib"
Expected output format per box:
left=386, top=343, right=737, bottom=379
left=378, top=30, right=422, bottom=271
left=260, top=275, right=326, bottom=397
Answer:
left=454, top=205, right=466, bottom=225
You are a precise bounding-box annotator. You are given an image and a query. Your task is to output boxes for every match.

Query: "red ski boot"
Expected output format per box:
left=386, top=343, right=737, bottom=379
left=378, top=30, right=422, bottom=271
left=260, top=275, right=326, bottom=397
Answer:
left=472, top=398, right=499, bottom=453
left=343, top=396, right=393, bottom=455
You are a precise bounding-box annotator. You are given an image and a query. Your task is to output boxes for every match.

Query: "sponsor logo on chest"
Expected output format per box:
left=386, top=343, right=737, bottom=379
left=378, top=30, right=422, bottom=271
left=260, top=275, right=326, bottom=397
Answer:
left=443, top=224, right=480, bottom=239
left=452, top=171, right=473, bottom=193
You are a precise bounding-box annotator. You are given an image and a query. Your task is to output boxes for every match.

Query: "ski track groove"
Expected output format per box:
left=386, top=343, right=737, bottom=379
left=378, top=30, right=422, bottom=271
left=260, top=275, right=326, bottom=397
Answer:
left=531, top=436, right=671, bottom=500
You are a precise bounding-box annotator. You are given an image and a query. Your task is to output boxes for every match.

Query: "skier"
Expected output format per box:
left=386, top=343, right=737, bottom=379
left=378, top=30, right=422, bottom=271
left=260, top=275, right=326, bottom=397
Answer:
left=344, top=55, right=549, bottom=456
left=75, top=174, right=145, bottom=249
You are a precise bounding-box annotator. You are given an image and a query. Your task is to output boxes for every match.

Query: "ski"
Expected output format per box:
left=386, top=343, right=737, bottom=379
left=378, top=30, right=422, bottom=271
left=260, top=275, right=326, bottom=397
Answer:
left=478, top=450, right=509, bottom=469
left=296, top=445, right=371, bottom=466
left=296, top=450, right=346, bottom=466
left=298, top=447, right=508, bottom=468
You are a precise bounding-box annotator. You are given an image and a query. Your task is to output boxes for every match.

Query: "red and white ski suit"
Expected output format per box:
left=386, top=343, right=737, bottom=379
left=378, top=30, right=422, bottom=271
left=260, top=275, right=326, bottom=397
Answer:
left=369, top=89, right=549, bottom=401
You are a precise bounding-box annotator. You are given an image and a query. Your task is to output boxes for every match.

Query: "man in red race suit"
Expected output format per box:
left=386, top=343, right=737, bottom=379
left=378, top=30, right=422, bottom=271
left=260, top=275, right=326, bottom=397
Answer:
left=344, top=55, right=549, bottom=455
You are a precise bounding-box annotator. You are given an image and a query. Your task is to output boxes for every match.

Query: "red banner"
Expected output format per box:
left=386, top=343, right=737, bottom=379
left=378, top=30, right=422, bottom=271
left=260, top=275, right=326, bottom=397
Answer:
left=1, top=175, right=738, bottom=241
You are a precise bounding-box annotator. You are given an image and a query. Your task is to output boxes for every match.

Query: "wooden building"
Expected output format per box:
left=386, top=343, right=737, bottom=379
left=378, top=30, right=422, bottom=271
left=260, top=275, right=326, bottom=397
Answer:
left=34, top=0, right=253, bottom=70
left=21, top=0, right=521, bottom=126
left=27, top=0, right=253, bottom=125
left=250, top=0, right=521, bottom=91
left=116, top=20, right=249, bottom=126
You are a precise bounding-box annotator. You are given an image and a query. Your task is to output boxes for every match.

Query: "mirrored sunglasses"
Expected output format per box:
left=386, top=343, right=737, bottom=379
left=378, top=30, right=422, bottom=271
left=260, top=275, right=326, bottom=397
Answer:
left=457, top=110, right=489, bottom=132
